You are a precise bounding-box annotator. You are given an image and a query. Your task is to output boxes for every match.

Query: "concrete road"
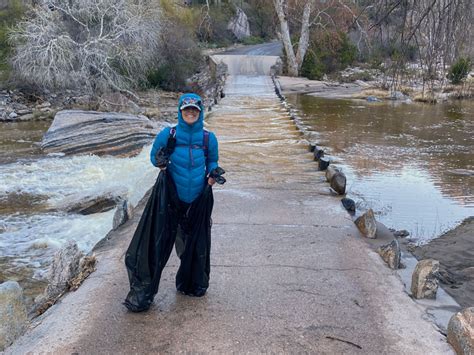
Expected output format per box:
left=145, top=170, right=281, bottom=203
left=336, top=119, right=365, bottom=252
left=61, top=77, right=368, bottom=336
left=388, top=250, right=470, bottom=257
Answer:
left=6, top=71, right=453, bottom=354
left=221, top=41, right=282, bottom=56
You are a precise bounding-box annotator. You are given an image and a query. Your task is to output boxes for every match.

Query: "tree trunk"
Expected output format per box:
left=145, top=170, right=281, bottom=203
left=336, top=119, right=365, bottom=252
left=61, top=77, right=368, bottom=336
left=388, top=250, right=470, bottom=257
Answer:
left=273, top=0, right=312, bottom=76
left=273, top=0, right=298, bottom=76
left=295, top=1, right=312, bottom=73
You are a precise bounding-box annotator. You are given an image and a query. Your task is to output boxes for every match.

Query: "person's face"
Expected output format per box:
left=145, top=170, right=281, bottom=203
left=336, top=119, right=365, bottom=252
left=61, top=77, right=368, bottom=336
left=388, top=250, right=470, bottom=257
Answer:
left=181, top=107, right=200, bottom=125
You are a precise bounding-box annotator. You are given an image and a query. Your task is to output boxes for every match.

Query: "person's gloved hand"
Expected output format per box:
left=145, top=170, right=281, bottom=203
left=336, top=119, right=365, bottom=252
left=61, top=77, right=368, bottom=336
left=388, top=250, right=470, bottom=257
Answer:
left=209, top=167, right=226, bottom=185
left=155, top=147, right=170, bottom=169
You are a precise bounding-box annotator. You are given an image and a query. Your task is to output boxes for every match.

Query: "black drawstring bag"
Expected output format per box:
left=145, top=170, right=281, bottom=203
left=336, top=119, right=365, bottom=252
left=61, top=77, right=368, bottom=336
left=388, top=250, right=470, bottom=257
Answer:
left=175, top=184, right=214, bottom=296
left=124, top=171, right=214, bottom=312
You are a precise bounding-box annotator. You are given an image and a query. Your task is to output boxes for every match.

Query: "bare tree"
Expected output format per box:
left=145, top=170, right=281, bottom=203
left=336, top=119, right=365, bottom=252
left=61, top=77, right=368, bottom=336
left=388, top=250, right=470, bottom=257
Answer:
left=273, top=0, right=354, bottom=76
left=9, top=0, right=162, bottom=96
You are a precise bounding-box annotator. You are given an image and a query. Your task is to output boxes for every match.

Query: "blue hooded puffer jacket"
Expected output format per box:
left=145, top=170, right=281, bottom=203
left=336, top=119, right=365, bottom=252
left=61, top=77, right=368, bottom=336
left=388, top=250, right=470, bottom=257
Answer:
left=150, top=93, right=218, bottom=203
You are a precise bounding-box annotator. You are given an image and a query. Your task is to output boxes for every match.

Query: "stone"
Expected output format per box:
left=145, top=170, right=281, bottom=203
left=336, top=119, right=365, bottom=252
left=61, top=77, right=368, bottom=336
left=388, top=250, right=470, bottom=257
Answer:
left=447, top=307, right=474, bottom=355
left=355, top=209, right=377, bottom=238
left=319, top=157, right=330, bottom=171
left=390, top=91, right=408, bottom=101
left=16, top=108, right=32, bottom=115
left=0, top=281, right=28, bottom=351
left=227, top=7, right=250, bottom=40
left=112, top=199, right=134, bottom=230
left=41, top=110, right=159, bottom=157
left=8, top=112, right=18, bottom=119
left=394, top=229, right=410, bottom=238
left=330, top=172, right=346, bottom=195
left=378, top=239, right=401, bottom=269
left=65, top=191, right=126, bottom=215
left=411, top=259, right=439, bottom=299
left=42, top=240, right=84, bottom=301
left=341, top=198, right=356, bottom=213
left=325, top=165, right=340, bottom=182
left=99, top=92, right=143, bottom=115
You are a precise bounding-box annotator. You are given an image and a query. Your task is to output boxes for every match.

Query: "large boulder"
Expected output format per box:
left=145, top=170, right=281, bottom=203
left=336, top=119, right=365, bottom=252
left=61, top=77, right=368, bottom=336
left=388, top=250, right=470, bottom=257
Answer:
left=411, top=259, right=439, bottom=299
left=227, top=7, right=250, bottom=40
left=41, top=110, right=159, bottom=157
left=0, top=281, right=28, bottom=351
left=41, top=240, right=84, bottom=302
left=355, top=209, right=377, bottom=239
left=378, top=239, right=401, bottom=269
left=447, top=307, right=474, bottom=355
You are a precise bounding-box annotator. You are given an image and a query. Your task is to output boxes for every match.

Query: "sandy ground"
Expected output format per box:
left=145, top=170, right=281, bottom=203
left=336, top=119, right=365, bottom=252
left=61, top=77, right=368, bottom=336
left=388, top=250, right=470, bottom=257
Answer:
left=413, top=217, right=474, bottom=308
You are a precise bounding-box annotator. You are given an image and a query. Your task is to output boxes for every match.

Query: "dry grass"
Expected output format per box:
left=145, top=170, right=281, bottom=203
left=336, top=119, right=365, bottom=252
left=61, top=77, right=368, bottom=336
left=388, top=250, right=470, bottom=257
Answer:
left=352, top=88, right=390, bottom=99
left=413, top=92, right=437, bottom=103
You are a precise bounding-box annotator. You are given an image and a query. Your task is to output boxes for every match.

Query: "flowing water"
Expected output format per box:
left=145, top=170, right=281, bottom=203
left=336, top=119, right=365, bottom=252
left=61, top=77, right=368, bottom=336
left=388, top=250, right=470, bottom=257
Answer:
left=0, top=120, right=160, bottom=305
left=287, top=95, right=473, bottom=243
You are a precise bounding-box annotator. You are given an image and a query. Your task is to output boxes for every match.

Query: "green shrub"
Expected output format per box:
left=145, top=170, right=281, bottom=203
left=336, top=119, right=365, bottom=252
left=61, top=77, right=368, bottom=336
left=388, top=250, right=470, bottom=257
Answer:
left=241, top=36, right=265, bottom=45
left=448, top=57, right=472, bottom=85
left=301, top=31, right=357, bottom=80
left=0, top=0, right=25, bottom=81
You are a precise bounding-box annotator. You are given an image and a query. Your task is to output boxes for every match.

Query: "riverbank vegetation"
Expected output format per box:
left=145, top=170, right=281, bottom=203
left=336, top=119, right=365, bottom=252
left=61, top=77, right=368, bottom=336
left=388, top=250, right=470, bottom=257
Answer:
left=0, top=0, right=472, bottom=102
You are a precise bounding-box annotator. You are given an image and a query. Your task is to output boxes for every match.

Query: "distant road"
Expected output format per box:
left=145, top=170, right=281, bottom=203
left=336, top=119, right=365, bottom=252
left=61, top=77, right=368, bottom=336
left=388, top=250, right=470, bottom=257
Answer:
left=221, top=41, right=282, bottom=56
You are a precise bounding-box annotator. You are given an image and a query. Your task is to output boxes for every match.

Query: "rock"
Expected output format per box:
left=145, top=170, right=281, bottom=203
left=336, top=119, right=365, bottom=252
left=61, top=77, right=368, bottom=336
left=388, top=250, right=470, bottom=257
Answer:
left=308, top=144, right=316, bottom=152
left=390, top=91, right=408, bottom=101
left=16, top=108, right=32, bottom=115
left=8, top=112, right=18, bottom=119
left=341, top=198, right=356, bottom=213
left=99, top=92, right=143, bottom=115
left=313, top=147, right=324, bottom=161
left=355, top=209, right=377, bottom=238
left=447, top=307, right=474, bottom=355
left=36, top=102, right=51, bottom=109
left=366, top=96, right=381, bottom=102
left=227, top=7, right=250, bottom=40
left=42, top=240, right=84, bottom=301
left=112, top=199, right=134, bottom=229
left=378, top=239, right=401, bottom=269
left=411, top=259, right=439, bottom=299
left=325, top=165, right=340, bottom=182
left=65, top=191, right=126, bottom=215
left=319, top=157, right=330, bottom=171
left=41, top=110, right=158, bottom=157
left=0, top=281, right=28, bottom=351
left=326, top=166, right=346, bottom=195
left=394, top=229, right=410, bottom=238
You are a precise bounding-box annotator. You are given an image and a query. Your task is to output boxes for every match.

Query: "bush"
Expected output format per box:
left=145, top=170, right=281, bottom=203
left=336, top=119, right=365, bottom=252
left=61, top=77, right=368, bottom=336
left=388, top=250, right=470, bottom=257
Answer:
left=241, top=35, right=265, bottom=45
left=301, top=31, right=357, bottom=80
left=448, top=57, right=472, bottom=85
left=147, top=1, right=203, bottom=91
left=0, top=0, right=25, bottom=82
left=9, top=0, right=161, bottom=94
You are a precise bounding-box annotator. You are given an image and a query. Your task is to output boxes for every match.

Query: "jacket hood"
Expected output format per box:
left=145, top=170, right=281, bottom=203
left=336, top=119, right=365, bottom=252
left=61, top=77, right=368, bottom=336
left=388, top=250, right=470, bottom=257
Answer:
left=177, top=93, right=204, bottom=132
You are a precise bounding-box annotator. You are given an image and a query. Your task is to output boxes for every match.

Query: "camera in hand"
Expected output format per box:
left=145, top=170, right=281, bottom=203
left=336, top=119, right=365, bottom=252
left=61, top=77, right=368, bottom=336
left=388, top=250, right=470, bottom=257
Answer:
left=209, top=167, right=226, bottom=185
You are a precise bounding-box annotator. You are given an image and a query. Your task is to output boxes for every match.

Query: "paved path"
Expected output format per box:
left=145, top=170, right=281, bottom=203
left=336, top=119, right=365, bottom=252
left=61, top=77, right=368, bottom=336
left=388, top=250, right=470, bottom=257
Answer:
left=6, top=72, right=453, bottom=354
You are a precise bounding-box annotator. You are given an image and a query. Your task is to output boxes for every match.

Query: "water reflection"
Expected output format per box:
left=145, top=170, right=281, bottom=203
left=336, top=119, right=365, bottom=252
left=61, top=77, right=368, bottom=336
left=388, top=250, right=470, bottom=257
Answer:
left=288, top=95, right=473, bottom=243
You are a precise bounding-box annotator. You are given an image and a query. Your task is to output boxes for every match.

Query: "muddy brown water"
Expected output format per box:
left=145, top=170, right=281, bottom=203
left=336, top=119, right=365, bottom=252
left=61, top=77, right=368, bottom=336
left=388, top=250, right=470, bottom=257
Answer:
left=287, top=94, right=473, bottom=243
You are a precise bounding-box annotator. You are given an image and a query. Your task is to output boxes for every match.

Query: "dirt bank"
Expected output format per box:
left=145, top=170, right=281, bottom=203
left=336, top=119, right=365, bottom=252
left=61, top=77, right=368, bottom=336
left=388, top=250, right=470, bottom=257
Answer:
left=413, top=217, right=474, bottom=308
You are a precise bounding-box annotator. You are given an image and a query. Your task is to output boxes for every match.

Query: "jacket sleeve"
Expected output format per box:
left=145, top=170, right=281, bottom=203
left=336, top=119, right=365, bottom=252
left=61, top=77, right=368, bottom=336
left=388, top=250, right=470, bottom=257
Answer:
left=206, top=132, right=219, bottom=174
left=150, top=127, right=171, bottom=167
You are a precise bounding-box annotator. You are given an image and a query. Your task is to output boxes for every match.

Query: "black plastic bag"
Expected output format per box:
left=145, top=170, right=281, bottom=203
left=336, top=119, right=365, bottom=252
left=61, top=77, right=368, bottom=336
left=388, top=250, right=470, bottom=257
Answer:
left=176, top=184, right=214, bottom=296
left=124, top=170, right=179, bottom=312
left=124, top=171, right=214, bottom=311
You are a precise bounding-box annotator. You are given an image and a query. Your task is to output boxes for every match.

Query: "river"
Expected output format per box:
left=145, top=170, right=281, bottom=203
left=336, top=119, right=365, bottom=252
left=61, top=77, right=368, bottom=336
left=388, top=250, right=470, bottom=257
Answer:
left=0, top=119, right=160, bottom=305
left=287, top=94, right=473, bottom=243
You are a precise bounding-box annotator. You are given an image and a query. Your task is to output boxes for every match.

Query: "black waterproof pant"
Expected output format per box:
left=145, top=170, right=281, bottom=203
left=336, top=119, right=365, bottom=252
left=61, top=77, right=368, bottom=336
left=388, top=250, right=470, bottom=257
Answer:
left=124, top=171, right=213, bottom=312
